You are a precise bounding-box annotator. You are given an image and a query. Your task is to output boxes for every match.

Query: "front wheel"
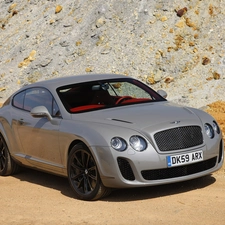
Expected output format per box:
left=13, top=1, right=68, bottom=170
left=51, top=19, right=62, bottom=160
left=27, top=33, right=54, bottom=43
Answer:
left=0, top=135, right=20, bottom=176
left=67, top=144, right=111, bottom=200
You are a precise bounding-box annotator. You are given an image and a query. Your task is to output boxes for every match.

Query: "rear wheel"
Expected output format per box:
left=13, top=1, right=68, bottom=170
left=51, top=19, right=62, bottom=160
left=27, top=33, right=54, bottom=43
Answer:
left=67, top=144, right=111, bottom=200
left=0, top=135, right=20, bottom=176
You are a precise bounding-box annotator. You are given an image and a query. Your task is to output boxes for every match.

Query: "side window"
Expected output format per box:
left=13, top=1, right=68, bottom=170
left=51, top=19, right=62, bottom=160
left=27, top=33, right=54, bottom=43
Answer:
left=23, top=88, right=53, bottom=114
left=12, top=87, right=61, bottom=117
left=24, top=88, right=52, bottom=113
left=13, top=91, right=25, bottom=109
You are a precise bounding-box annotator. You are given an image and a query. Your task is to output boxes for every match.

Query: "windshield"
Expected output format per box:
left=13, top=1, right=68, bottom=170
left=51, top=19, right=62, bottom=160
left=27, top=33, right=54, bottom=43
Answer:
left=57, top=78, right=166, bottom=113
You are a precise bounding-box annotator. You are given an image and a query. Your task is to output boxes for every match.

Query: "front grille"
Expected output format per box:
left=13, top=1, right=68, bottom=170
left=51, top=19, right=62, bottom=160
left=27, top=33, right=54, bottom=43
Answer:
left=154, top=126, right=203, bottom=152
left=117, top=157, right=135, bottom=181
left=141, top=157, right=217, bottom=180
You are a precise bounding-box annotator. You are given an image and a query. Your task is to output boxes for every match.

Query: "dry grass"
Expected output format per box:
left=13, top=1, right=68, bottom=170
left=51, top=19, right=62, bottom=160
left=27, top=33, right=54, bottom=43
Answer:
left=206, top=101, right=225, bottom=142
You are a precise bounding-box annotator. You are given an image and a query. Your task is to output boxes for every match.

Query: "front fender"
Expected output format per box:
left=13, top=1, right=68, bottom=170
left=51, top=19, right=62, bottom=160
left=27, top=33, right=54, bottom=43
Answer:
left=58, top=119, right=145, bottom=170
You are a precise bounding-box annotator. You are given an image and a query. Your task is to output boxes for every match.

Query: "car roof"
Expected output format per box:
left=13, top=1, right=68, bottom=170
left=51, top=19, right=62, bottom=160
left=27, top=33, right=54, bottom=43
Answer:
left=22, top=73, right=128, bottom=90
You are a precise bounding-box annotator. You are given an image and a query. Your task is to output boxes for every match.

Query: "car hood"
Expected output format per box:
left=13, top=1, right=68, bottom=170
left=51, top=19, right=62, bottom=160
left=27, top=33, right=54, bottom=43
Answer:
left=72, top=101, right=204, bottom=132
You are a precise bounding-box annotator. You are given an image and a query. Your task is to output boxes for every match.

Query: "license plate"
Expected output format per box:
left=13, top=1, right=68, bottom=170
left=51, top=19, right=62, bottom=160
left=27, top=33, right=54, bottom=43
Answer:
left=167, top=150, right=203, bottom=167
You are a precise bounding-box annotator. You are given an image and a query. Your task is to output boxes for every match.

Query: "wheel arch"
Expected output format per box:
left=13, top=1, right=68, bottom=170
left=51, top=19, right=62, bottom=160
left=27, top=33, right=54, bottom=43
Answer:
left=0, top=129, right=10, bottom=151
left=66, top=139, right=105, bottom=177
left=67, top=139, right=100, bottom=165
left=0, top=120, right=14, bottom=155
left=68, top=139, right=86, bottom=156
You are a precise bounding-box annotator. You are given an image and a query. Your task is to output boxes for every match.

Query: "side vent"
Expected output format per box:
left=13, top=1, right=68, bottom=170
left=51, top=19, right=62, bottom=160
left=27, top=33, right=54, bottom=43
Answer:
left=117, top=157, right=135, bottom=181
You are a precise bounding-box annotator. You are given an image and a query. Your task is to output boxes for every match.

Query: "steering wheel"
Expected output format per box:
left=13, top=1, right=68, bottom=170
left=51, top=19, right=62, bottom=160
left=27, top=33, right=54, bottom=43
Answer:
left=115, top=96, right=133, bottom=105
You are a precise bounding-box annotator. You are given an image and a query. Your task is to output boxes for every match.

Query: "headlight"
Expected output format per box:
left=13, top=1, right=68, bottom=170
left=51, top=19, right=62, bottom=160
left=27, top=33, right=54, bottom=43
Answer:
left=204, top=123, right=214, bottom=138
left=212, top=121, right=220, bottom=134
left=129, top=135, right=147, bottom=151
left=111, top=137, right=127, bottom=151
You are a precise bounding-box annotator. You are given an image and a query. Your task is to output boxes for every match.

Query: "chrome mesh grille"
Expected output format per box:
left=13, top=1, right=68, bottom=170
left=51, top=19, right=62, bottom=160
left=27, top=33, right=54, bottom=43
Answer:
left=154, top=126, right=203, bottom=152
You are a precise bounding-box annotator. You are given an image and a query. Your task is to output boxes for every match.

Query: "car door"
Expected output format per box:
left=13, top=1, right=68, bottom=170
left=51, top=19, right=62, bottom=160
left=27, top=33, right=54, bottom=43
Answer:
left=12, top=87, right=63, bottom=172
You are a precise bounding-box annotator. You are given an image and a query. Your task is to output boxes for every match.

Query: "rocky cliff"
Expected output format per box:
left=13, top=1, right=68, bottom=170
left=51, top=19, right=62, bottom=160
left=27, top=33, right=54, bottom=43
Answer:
left=0, top=0, right=225, bottom=107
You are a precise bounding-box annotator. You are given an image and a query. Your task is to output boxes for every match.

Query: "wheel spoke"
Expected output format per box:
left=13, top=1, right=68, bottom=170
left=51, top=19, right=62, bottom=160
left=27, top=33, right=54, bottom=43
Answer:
left=70, top=170, right=83, bottom=180
left=0, top=153, right=6, bottom=161
left=0, top=143, right=4, bottom=152
left=73, top=154, right=84, bottom=168
left=87, top=166, right=97, bottom=180
left=0, top=156, right=6, bottom=171
left=83, top=176, right=89, bottom=193
left=1, top=146, right=6, bottom=154
left=71, top=160, right=83, bottom=171
left=76, top=176, right=84, bottom=189
left=81, top=150, right=88, bottom=167
left=84, top=153, right=90, bottom=168
left=0, top=140, right=6, bottom=171
left=87, top=176, right=96, bottom=191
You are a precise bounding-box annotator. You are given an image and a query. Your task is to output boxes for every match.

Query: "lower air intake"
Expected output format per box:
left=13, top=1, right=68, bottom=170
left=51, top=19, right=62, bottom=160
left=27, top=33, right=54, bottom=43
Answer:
left=117, top=157, right=135, bottom=181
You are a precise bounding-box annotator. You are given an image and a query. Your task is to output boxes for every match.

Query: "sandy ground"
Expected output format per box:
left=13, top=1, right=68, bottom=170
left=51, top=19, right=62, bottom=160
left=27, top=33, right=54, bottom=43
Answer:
left=0, top=101, right=225, bottom=225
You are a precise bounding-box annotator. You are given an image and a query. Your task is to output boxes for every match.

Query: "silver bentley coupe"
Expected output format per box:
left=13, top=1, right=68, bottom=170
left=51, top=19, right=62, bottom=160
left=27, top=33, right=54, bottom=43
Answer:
left=0, top=74, right=224, bottom=200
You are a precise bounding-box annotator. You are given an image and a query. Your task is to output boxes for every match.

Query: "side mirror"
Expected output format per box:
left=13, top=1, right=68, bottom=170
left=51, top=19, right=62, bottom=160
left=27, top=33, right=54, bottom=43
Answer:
left=157, top=90, right=167, bottom=99
left=30, top=106, right=58, bottom=125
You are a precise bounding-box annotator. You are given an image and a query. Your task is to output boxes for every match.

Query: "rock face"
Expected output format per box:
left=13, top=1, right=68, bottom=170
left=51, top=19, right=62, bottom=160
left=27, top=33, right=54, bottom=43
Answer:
left=0, top=0, right=225, bottom=108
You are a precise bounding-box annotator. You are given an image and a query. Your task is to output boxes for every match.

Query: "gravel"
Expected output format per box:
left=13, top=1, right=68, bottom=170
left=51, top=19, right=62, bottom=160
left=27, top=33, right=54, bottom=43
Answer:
left=0, top=0, right=225, bottom=108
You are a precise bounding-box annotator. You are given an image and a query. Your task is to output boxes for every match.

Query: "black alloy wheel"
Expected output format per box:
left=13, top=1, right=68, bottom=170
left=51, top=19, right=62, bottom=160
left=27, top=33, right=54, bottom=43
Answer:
left=67, top=144, right=111, bottom=200
left=0, top=135, right=20, bottom=176
left=0, top=136, right=7, bottom=174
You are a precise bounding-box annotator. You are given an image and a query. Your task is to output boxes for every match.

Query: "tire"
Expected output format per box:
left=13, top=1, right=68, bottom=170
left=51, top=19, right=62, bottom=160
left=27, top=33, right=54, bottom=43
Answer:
left=0, top=135, right=21, bottom=176
left=67, top=144, right=111, bottom=200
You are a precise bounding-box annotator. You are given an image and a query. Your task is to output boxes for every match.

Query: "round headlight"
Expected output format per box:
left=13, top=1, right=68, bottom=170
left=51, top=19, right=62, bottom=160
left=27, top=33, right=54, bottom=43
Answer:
left=212, top=121, right=220, bottom=134
left=111, top=137, right=127, bottom=151
left=204, top=123, right=214, bottom=138
left=129, top=135, right=147, bottom=151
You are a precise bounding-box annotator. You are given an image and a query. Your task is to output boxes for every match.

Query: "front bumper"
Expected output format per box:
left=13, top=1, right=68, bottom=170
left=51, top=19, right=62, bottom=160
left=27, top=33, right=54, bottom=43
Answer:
left=93, top=139, right=224, bottom=189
